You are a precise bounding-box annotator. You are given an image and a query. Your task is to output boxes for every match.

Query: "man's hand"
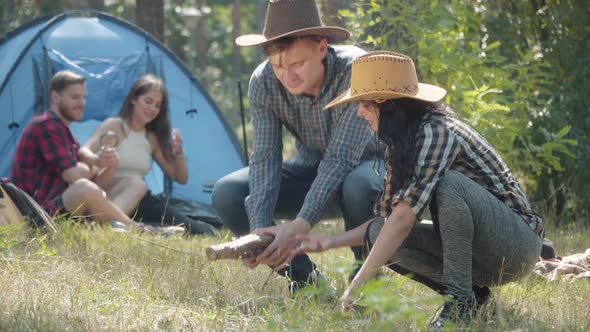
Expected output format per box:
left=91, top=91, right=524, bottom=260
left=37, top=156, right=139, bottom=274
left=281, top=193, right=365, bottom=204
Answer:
left=241, top=225, right=280, bottom=269
left=244, top=218, right=311, bottom=269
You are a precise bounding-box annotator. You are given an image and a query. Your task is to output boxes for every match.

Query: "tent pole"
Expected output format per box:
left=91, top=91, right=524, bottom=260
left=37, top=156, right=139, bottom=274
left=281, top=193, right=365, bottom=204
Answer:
left=238, top=81, right=249, bottom=165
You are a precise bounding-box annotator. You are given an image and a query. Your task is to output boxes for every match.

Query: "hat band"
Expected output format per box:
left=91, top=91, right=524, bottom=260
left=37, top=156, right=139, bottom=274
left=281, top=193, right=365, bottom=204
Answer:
left=351, top=84, right=419, bottom=97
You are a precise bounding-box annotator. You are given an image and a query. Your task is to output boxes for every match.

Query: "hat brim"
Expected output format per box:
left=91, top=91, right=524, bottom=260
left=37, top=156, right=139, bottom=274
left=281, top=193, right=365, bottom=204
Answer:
left=323, top=83, right=447, bottom=109
left=236, top=26, right=350, bottom=47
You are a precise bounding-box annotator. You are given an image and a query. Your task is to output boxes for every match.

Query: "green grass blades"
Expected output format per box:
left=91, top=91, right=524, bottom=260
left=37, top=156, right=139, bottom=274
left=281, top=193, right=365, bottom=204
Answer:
left=0, top=221, right=588, bottom=331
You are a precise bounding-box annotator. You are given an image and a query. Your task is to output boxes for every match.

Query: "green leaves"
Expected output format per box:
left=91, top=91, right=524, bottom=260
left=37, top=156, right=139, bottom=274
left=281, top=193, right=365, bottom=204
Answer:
left=343, top=0, right=589, bottom=223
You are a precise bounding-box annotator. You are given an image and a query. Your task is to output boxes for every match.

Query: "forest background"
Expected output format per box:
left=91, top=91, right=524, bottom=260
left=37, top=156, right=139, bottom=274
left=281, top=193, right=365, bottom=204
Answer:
left=1, top=0, right=589, bottom=227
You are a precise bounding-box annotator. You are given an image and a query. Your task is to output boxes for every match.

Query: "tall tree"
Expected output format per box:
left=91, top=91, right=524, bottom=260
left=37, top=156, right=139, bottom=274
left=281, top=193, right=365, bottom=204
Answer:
left=254, top=0, right=267, bottom=63
left=166, top=0, right=187, bottom=63
left=318, top=0, right=346, bottom=26
left=232, top=0, right=241, bottom=81
left=135, top=0, right=164, bottom=42
left=194, top=0, right=208, bottom=87
left=88, top=0, right=105, bottom=11
left=34, top=0, right=65, bottom=15
left=2, top=0, right=16, bottom=34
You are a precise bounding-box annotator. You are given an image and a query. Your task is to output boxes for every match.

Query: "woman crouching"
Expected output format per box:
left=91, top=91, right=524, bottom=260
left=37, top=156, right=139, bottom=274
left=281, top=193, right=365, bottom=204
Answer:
left=293, top=51, right=543, bottom=328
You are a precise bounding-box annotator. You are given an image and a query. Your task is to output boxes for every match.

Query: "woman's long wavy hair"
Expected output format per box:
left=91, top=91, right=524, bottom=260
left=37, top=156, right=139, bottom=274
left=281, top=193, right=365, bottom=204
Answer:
left=119, top=74, right=173, bottom=160
left=377, top=98, right=454, bottom=194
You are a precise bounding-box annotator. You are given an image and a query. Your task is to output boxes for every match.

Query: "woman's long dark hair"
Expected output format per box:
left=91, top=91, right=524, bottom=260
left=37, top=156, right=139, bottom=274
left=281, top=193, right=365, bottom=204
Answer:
left=377, top=98, right=454, bottom=193
left=119, top=74, right=173, bottom=160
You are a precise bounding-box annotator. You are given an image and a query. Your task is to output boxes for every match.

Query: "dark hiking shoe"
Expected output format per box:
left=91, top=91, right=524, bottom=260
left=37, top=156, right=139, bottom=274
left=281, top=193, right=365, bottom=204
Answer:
left=428, top=292, right=478, bottom=329
left=185, top=219, right=218, bottom=236
left=472, top=285, right=496, bottom=319
left=288, top=268, right=336, bottom=296
left=473, top=286, right=491, bottom=309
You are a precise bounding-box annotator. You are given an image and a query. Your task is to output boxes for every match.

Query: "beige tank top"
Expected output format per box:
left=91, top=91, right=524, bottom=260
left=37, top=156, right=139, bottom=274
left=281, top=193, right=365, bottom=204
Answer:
left=114, top=122, right=152, bottom=178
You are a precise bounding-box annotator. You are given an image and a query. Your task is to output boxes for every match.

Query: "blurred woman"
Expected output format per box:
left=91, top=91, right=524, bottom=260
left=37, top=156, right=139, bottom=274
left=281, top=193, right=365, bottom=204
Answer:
left=80, top=74, right=216, bottom=235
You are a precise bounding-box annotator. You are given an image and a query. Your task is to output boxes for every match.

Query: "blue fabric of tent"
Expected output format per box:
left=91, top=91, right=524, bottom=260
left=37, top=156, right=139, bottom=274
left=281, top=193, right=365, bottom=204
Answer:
left=0, top=11, right=245, bottom=206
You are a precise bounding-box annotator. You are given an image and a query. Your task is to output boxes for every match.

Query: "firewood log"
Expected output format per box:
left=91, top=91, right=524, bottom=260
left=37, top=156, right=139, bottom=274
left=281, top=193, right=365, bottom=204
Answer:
left=206, top=234, right=274, bottom=260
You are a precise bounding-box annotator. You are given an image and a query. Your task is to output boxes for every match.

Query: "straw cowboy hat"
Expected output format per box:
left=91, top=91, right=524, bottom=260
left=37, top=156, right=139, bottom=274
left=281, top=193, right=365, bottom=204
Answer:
left=235, top=0, right=350, bottom=47
left=324, top=51, right=447, bottom=109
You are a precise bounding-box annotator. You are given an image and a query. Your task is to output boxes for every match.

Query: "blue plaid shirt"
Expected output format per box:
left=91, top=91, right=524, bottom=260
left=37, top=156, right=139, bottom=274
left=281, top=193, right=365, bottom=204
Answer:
left=380, top=113, right=543, bottom=237
left=246, top=45, right=375, bottom=230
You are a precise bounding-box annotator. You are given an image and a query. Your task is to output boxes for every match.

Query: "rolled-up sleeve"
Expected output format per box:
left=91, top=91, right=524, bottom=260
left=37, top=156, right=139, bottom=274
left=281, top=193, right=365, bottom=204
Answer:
left=39, top=122, right=78, bottom=173
left=392, top=123, right=461, bottom=219
left=245, top=75, right=284, bottom=230
left=297, top=101, right=371, bottom=226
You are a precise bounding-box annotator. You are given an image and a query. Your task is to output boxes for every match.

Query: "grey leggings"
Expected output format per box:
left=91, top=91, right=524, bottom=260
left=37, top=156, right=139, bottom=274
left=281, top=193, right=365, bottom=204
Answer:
left=367, top=171, right=542, bottom=297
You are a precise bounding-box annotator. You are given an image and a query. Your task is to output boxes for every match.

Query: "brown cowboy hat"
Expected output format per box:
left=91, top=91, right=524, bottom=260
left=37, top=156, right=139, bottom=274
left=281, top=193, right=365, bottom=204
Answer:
left=324, top=51, right=447, bottom=109
left=235, top=0, right=350, bottom=47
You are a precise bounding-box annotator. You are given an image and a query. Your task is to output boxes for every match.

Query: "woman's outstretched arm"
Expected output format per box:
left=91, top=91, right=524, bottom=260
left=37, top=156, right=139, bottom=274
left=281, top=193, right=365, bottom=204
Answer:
left=340, top=201, right=415, bottom=308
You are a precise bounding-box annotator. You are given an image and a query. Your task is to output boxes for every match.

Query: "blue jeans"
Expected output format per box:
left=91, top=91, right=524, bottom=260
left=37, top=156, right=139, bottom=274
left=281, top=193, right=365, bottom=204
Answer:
left=212, top=160, right=384, bottom=279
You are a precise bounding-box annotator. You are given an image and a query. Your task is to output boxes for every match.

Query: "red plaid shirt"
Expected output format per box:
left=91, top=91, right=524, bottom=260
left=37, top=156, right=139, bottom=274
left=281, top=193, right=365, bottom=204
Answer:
left=11, top=111, right=79, bottom=213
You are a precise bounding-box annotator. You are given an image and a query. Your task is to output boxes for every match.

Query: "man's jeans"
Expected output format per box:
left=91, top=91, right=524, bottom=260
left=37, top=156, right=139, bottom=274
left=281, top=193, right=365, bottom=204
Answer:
left=212, top=160, right=384, bottom=280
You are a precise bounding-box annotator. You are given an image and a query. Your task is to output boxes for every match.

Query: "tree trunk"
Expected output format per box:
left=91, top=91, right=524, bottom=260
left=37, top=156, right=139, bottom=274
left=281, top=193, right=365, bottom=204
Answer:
left=3, top=0, right=15, bottom=29
left=318, top=0, right=345, bottom=27
left=255, top=0, right=267, bottom=62
left=232, top=0, right=242, bottom=81
left=194, top=0, right=208, bottom=87
left=135, top=0, right=165, bottom=43
left=169, top=0, right=186, bottom=62
left=88, top=0, right=105, bottom=11
left=34, top=0, right=65, bottom=15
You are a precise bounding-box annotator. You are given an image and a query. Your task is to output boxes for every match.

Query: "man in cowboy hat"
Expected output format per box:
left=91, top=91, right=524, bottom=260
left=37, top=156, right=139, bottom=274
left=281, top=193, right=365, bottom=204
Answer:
left=212, top=0, right=384, bottom=292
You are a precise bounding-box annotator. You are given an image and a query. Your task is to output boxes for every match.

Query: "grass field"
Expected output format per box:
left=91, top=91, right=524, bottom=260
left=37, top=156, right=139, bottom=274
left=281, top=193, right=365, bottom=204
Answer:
left=0, top=220, right=588, bottom=331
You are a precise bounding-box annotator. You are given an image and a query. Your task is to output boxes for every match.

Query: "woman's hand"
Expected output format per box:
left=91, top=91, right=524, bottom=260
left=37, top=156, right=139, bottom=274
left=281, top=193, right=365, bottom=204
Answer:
left=338, top=287, right=359, bottom=312
left=294, top=233, right=332, bottom=254
left=171, top=128, right=184, bottom=156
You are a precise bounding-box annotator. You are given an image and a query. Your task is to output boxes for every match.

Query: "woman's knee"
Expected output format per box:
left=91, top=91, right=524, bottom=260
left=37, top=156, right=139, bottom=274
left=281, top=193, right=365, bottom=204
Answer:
left=434, top=171, right=473, bottom=210
left=434, top=171, right=474, bottom=230
left=436, top=171, right=466, bottom=197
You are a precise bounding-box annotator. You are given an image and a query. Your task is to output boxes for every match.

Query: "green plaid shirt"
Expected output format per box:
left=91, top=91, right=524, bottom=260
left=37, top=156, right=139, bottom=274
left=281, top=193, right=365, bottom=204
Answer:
left=379, top=113, right=543, bottom=237
left=246, top=45, right=375, bottom=230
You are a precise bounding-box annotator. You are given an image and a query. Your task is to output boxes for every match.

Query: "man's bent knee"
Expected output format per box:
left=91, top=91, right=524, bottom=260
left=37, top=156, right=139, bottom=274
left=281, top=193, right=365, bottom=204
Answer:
left=212, top=174, right=247, bottom=211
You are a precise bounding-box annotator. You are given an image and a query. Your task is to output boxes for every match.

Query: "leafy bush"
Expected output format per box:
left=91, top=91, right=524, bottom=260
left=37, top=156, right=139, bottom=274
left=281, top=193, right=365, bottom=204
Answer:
left=342, top=0, right=584, bottom=224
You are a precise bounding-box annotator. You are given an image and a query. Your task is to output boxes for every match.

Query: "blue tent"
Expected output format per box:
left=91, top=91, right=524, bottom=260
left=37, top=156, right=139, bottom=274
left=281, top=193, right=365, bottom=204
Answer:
left=0, top=11, right=245, bottom=206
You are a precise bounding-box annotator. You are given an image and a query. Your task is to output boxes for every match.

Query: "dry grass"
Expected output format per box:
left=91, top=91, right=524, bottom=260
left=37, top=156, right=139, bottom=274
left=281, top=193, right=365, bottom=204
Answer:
left=0, top=220, right=588, bottom=331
